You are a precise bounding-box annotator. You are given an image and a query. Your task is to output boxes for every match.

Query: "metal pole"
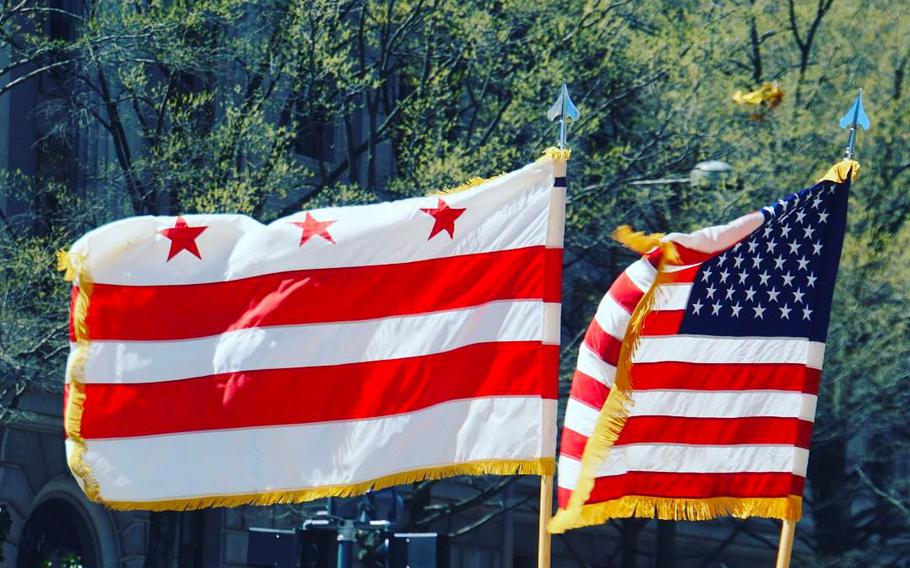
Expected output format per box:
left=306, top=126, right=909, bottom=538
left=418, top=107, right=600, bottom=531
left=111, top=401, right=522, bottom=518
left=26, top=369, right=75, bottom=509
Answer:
left=337, top=520, right=355, bottom=568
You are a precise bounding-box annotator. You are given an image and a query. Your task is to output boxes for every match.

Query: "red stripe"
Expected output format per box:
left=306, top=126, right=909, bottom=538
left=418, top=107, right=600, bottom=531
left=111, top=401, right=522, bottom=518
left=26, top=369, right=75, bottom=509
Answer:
left=79, top=341, right=558, bottom=439
left=607, top=271, right=644, bottom=314
left=641, top=310, right=685, bottom=335
left=631, top=362, right=821, bottom=393
left=568, top=371, right=610, bottom=410
left=558, top=471, right=804, bottom=505
left=615, top=416, right=814, bottom=448
left=559, top=427, right=591, bottom=462
left=558, top=416, right=814, bottom=461
left=74, top=246, right=562, bottom=341
left=583, top=319, right=622, bottom=366
left=672, top=243, right=726, bottom=265
left=657, top=265, right=701, bottom=284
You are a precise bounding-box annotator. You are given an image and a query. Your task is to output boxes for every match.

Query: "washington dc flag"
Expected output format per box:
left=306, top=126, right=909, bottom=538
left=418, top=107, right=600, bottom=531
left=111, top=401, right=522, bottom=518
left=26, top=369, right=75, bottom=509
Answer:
left=550, top=162, right=856, bottom=532
left=59, top=152, right=567, bottom=511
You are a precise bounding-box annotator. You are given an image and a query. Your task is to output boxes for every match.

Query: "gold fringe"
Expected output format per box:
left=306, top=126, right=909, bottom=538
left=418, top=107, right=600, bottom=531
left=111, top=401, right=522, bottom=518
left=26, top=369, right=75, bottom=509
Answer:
left=732, top=83, right=784, bottom=107
left=552, top=496, right=801, bottom=530
left=549, top=229, right=679, bottom=534
left=540, top=147, right=572, bottom=162
left=431, top=147, right=570, bottom=196
left=819, top=159, right=860, bottom=183
left=56, top=249, right=76, bottom=282
left=61, top=251, right=103, bottom=502
left=96, top=458, right=555, bottom=511
left=611, top=225, right=681, bottom=265
left=434, top=176, right=494, bottom=195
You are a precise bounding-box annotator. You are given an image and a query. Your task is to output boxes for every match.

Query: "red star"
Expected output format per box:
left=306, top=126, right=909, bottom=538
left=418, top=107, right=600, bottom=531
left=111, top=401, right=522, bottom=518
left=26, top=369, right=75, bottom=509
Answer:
left=159, top=216, right=207, bottom=261
left=291, top=212, right=336, bottom=246
left=420, top=199, right=466, bottom=240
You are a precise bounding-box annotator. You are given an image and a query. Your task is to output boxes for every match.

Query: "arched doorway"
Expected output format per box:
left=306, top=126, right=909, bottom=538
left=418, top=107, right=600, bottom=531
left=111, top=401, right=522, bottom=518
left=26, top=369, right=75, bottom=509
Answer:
left=17, top=498, right=99, bottom=568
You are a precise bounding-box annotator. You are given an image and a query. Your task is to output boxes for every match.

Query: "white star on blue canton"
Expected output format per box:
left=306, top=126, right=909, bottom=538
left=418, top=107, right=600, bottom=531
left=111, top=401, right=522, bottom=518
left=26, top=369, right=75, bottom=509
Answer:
left=779, top=304, right=792, bottom=319
left=725, top=288, right=735, bottom=300
left=719, top=269, right=730, bottom=283
left=706, top=285, right=716, bottom=299
left=738, top=271, right=749, bottom=284
left=802, top=306, right=813, bottom=320
left=793, top=288, right=805, bottom=304
left=788, top=241, right=800, bottom=255
left=711, top=302, right=722, bottom=316
left=797, top=256, right=810, bottom=271
left=774, top=255, right=786, bottom=269
left=804, top=226, right=816, bottom=239
left=767, top=287, right=780, bottom=302
left=753, top=305, right=766, bottom=319
left=745, top=287, right=757, bottom=302
left=759, top=271, right=771, bottom=286
left=782, top=272, right=795, bottom=287
left=731, top=303, right=742, bottom=318
left=733, top=254, right=744, bottom=268
left=807, top=273, right=817, bottom=288
left=701, top=268, right=713, bottom=282
left=780, top=224, right=792, bottom=238
left=796, top=210, right=807, bottom=224
left=691, top=300, right=703, bottom=315
left=751, top=255, right=763, bottom=268
left=748, top=241, right=759, bottom=252
left=766, top=239, right=777, bottom=253
left=812, top=241, right=823, bottom=256
left=818, top=211, right=829, bottom=224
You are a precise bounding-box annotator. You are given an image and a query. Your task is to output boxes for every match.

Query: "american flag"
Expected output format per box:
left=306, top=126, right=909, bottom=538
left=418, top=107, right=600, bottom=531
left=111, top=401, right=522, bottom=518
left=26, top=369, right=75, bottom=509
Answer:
left=550, top=174, right=850, bottom=532
left=61, top=155, right=565, bottom=511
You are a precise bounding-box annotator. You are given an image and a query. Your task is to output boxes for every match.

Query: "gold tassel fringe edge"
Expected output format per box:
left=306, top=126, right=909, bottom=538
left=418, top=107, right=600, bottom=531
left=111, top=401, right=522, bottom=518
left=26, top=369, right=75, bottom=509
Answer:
left=432, top=147, right=570, bottom=196
left=549, top=229, right=678, bottom=534
left=549, top=495, right=802, bottom=533
left=58, top=250, right=103, bottom=502
left=94, top=458, right=555, bottom=511
left=819, top=159, right=860, bottom=184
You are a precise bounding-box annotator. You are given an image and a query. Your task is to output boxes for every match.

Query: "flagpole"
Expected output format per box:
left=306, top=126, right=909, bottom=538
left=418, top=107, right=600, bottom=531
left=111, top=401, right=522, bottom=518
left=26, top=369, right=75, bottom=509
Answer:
left=774, top=520, right=796, bottom=568
left=537, top=82, right=579, bottom=568
left=775, top=89, right=870, bottom=568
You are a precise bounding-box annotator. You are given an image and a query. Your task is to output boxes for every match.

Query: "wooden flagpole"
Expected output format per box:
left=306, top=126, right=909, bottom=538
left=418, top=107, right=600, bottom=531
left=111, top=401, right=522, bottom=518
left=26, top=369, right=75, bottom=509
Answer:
left=537, top=82, right=578, bottom=568
left=774, top=520, right=796, bottom=568
left=537, top=474, right=554, bottom=568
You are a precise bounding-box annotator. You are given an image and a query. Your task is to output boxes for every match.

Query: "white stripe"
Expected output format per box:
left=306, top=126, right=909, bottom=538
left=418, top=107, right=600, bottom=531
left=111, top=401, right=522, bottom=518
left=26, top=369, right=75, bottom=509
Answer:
left=563, top=398, right=601, bottom=438
left=592, top=293, right=631, bottom=342
left=623, top=259, right=657, bottom=293
left=663, top=211, right=764, bottom=254
left=663, top=262, right=702, bottom=273
left=630, top=391, right=818, bottom=422
left=72, top=397, right=556, bottom=502
left=558, top=445, right=809, bottom=490
left=636, top=336, right=825, bottom=369
left=71, top=160, right=556, bottom=286
left=575, top=344, right=617, bottom=388
left=652, top=284, right=692, bottom=311
left=73, top=301, right=553, bottom=384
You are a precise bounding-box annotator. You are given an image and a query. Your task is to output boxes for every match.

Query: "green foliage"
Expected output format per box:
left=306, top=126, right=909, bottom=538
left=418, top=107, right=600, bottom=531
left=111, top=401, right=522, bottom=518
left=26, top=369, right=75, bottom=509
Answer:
left=1, top=0, right=909, bottom=564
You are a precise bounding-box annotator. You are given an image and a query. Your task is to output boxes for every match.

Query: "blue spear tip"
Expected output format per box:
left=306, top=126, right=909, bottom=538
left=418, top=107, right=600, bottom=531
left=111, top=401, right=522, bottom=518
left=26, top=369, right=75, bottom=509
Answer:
left=839, top=90, right=870, bottom=130
left=547, top=82, right=580, bottom=123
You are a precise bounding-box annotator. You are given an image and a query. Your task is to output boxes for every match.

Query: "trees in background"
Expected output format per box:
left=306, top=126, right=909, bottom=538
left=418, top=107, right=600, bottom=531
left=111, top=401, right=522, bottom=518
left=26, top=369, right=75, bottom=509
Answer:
left=1, top=1, right=908, bottom=566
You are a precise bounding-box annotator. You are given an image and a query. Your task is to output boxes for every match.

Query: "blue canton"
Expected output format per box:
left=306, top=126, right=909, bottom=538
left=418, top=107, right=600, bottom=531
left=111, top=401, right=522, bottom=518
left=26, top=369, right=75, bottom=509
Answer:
left=679, top=179, right=849, bottom=343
